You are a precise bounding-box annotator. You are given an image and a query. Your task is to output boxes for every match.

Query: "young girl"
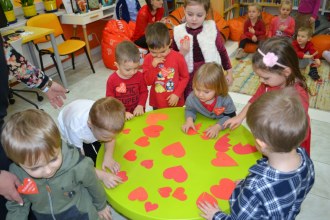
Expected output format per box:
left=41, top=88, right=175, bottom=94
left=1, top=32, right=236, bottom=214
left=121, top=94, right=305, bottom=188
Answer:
left=182, top=62, right=236, bottom=139
left=236, top=3, right=266, bottom=59
left=172, top=0, right=233, bottom=99
left=224, top=37, right=312, bottom=156
left=268, top=0, right=295, bottom=39
left=295, top=0, right=321, bottom=35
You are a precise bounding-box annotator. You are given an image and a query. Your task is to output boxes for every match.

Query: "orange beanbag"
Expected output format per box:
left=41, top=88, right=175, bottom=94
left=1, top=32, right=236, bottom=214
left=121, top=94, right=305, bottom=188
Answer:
left=311, top=35, right=330, bottom=57
left=228, top=15, right=246, bottom=41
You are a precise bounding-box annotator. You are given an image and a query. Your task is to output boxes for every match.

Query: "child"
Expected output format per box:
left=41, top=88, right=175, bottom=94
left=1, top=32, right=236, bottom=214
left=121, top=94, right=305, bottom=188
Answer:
left=236, top=3, right=266, bottom=60
left=268, top=0, right=295, bottom=39
left=295, top=0, right=321, bottom=35
left=106, top=41, right=148, bottom=120
left=58, top=97, right=126, bottom=188
left=224, top=37, right=312, bottom=156
left=173, top=0, right=233, bottom=99
left=182, top=62, right=236, bottom=139
left=115, top=0, right=141, bottom=23
left=143, top=22, right=189, bottom=109
left=292, top=27, right=321, bottom=82
left=1, top=109, right=112, bottom=219
left=323, top=49, right=330, bottom=63
left=198, top=88, right=315, bottom=219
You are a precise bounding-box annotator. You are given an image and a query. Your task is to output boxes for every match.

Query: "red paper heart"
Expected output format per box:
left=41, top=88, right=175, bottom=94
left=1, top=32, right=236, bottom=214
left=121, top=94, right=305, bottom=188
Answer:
left=162, top=142, right=186, bottom=158
left=116, top=171, right=128, bottom=182
left=163, top=165, right=188, bottom=183
left=123, top=150, right=137, bottom=161
left=128, top=187, right=148, bottom=201
left=17, top=178, right=39, bottom=194
left=213, top=107, right=225, bottom=115
left=172, top=187, right=187, bottom=201
left=214, top=134, right=231, bottom=152
left=233, top=143, right=258, bottom=154
left=140, top=160, right=153, bottom=169
left=158, top=187, right=172, bottom=198
left=196, top=192, right=218, bottom=206
left=145, top=201, right=158, bottom=212
left=146, top=113, right=169, bottom=125
left=200, top=132, right=210, bottom=140
left=210, top=178, right=236, bottom=200
left=122, top=128, right=130, bottom=134
left=116, top=82, right=126, bottom=93
left=212, top=152, right=238, bottom=167
left=143, top=125, right=164, bottom=138
left=187, top=123, right=202, bottom=135
left=134, top=136, right=150, bottom=147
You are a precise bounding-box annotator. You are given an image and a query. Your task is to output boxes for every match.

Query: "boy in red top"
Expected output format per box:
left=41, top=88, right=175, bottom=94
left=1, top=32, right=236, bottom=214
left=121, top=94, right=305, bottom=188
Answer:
left=292, top=27, right=321, bottom=82
left=106, top=41, right=148, bottom=120
left=143, top=22, right=189, bottom=109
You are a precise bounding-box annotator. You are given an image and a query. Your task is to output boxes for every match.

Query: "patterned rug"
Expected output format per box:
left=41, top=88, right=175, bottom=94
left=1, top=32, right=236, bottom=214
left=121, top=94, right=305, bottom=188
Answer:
left=229, top=55, right=330, bottom=112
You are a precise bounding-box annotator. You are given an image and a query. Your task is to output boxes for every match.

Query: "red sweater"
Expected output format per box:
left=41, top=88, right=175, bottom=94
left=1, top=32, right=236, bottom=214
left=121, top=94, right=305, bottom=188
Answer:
left=106, top=71, right=148, bottom=113
left=241, top=19, right=266, bottom=41
left=268, top=16, right=295, bottom=38
left=143, top=50, right=189, bottom=108
left=292, top=40, right=320, bottom=59
left=131, top=5, right=164, bottom=41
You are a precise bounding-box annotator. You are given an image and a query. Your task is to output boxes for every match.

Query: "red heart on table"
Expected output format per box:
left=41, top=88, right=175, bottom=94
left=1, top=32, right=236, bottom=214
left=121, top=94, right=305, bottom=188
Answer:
left=123, top=150, right=137, bottom=161
left=143, top=125, right=164, bottom=138
left=187, top=123, right=202, bottom=135
left=158, top=187, right=172, bottom=198
left=211, top=152, right=238, bottom=167
left=200, top=132, right=210, bottom=140
left=162, top=142, right=186, bottom=158
left=210, top=178, right=236, bottom=200
left=116, top=171, right=128, bottom=182
left=134, top=136, right=150, bottom=147
left=213, top=107, right=225, bottom=115
left=140, top=160, right=153, bottom=169
left=145, top=201, right=158, bottom=212
left=214, top=134, right=231, bottom=152
left=233, top=143, right=257, bottom=155
left=172, top=187, right=187, bottom=201
left=122, top=128, right=130, bottom=134
left=146, top=113, right=169, bottom=125
left=116, top=82, right=126, bottom=93
left=128, top=187, right=148, bottom=201
left=17, top=178, right=39, bottom=194
left=163, top=165, right=188, bottom=183
left=196, top=192, right=218, bottom=206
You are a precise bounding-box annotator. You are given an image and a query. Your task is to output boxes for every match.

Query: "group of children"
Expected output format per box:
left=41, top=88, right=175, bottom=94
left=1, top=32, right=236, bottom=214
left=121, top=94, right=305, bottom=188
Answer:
left=1, top=0, right=317, bottom=219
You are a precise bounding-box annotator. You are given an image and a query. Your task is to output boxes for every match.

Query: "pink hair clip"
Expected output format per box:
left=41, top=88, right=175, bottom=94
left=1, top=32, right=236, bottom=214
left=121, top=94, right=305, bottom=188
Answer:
left=257, top=49, right=287, bottom=68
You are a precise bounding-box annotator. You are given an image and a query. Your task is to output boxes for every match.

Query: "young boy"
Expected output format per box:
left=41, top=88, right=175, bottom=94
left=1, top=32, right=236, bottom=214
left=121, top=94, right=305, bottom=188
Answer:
left=106, top=41, right=148, bottom=120
left=292, top=27, right=321, bottom=82
left=143, top=22, right=189, bottom=109
left=1, top=109, right=111, bottom=219
left=198, top=88, right=315, bottom=219
left=58, top=97, right=126, bottom=189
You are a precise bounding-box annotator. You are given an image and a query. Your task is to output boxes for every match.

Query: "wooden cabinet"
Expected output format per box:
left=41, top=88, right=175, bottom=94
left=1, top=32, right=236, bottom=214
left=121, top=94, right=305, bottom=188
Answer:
left=211, top=0, right=240, bottom=20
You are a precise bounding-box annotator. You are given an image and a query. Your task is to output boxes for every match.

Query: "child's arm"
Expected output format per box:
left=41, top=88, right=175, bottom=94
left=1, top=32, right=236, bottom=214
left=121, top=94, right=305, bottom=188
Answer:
left=143, top=54, right=161, bottom=86
left=133, top=105, right=144, bottom=116
left=223, top=102, right=251, bottom=130
left=125, top=112, right=134, bottom=120
left=182, top=95, right=198, bottom=133
left=102, top=139, right=120, bottom=174
left=98, top=205, right=112, bottom=220
left=215, top=32, right=233, bottom=85
left=134, top=72, right=148, bottom=116
left=182, top=117, right=196, bottom=133
left=105, top=75, right=115, bottom=97
left=282, top=17, right=295, bottom=37
left=198, top=201, right=220, bottom=220
left=95, top=169, right=122, bottom=188
left=254, top=20, right=266, bottom=40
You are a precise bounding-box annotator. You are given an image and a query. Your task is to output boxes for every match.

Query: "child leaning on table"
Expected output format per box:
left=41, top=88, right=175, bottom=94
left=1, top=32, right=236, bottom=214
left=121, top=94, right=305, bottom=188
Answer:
left=182, top=62, right=236, bottom=139
left=58, top=97, right=126, bottom=188
left=198, top=88, right=315, bottom=219
left=106, top=41, right=148, bottom=120
left=1, top=109, right=111, bottom=220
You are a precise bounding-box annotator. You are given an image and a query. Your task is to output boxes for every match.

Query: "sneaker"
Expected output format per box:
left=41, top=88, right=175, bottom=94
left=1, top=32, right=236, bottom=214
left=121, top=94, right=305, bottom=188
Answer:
left=235, top=48, right=244, bottom=59
left=308, top=66, right=321, bottom=81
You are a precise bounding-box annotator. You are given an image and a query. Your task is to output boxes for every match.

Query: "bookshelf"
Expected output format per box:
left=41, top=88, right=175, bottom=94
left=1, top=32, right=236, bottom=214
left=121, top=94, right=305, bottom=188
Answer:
left=211, top=0, right=240, bottom=20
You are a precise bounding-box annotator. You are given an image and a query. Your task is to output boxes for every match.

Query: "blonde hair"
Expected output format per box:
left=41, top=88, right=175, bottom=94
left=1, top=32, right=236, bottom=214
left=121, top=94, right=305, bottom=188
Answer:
left=89, top=97, right=126, bottom=134
left=280, top=0, right=292, bottom=10
left=1, top=109, right=61, bottom=166
left=248, top=3, right=262, bottom=13
left=298, top=27, right=313, bottom=38
left=192, top=62, right=228, bottom=96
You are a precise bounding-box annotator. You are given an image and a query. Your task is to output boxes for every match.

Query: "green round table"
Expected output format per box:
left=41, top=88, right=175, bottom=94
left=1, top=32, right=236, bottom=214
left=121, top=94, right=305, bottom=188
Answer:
left=96, top=107, right=261, bottom=220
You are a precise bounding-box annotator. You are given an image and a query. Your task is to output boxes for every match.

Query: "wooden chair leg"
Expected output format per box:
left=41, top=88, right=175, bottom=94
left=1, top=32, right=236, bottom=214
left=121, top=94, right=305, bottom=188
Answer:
left=84, top=46, right=95, bottom=73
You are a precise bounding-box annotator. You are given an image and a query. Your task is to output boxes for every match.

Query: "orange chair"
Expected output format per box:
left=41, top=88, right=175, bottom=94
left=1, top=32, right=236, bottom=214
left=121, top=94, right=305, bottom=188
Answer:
left=26, top=13, right=95, bottom=81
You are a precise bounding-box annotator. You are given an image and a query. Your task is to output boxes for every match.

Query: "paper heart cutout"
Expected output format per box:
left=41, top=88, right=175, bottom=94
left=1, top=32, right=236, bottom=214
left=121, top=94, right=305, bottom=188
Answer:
left=200, top=132, right=210, bottom=140
left=124, top=150, right=137, bottom=161
left=122, top=128, right=130, bottom=134
left=17, top=178, right=39, bottom=194
left=212, top=152, right=238, bottom=167
left=158, top=187, right=172, bottom=198
left=134, top=136, right=150, bottom=147
left=128, top=187, right=148, bottom=201
left=213, top=107, right=225, bottom=115
left=233, top=143, right=258, bottom=155
left=196, top=192, right=218, bottom=206
left=145, top=201, right=158, bottom=212
left=163, top=165, right=188, bottom=183
left=143, top=125, right=164, bottom=138
left=146, top=113, right=169, bottom=125
left=172, top=187, right=187, bottom=201
left=116, top=82, right=127, bottom=93
left=210, top=178, right=236, bottom=200
left=187, top=123, right=202, bottom=135
left=214, top=134, right=231, bottom=152
left=140, top=160, right=153, bottom=169
left=180, top=35, right=190, bottom=44
left=116, top=171, right=128, bottom=182
left=162, top=142, right=186, bottom=158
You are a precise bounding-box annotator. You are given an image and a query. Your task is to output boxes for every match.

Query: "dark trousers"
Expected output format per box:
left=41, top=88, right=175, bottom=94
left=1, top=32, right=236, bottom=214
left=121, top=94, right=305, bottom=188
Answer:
left=239, top=38, right=257, bottom=49
left=134, top=35, right=148, bottom=49
left=82, top=141, right=101, bottom=165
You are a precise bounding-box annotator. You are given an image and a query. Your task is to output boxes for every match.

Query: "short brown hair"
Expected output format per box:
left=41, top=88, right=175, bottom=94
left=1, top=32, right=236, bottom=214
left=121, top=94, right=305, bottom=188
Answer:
left=184, top=0, right=211, bottom=13
left=298, top=27, right=313, bottom=38
left=1, top=109, right=61, bottom=166
left=145, top=22, right=171, bottom=49
left=115, top=41, right=140, bottom=64
left=89, top=97, right=125, bottom=134
left=192, top=62, right=228, bottom=96
left=246, top=88, right=308, bottom=152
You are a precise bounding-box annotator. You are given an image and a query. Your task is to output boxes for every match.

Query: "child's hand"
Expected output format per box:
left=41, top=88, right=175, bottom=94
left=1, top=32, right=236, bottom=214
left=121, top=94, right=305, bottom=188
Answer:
left=198, top=201, right=220, bottom=220
left=96, top=169, right=122, bottom=188
left=279, top=24, right=287, bottom=31
left=125, top=112, right=134, bottom=120
left=167, top=94, right=179, bottom=106
left=180, top=39, right=190, bottom=56
left=223, top=116, right=243, bottom=130
left=204, top=124, right=221, bottom=139
left=309, top=16, right=316, bottom=24
left=182, top=118, right=196, bottom=133
left=133, top=105, right=144, bottom=116
left=98, top=205, right=112, bottom=220
left=314, top=58, right=321, bottom=67
left=252, top=35, right=257, bottom=42
left=152, top=57, right=165, bottom=68
left=226, top=69, right=234, bottom=86
left=102, top=158, right=120, bottom=174
left=248, top=26, right=255, bottom=34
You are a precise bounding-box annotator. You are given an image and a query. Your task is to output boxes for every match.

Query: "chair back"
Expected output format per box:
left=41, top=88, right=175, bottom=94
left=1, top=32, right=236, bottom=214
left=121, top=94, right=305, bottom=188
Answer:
left=26, top=13, right=63, bottom=44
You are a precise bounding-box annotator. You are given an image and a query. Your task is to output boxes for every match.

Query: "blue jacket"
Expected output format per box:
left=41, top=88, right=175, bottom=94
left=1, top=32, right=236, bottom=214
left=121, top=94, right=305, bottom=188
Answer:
left=116, top=0, right=141, bottom=23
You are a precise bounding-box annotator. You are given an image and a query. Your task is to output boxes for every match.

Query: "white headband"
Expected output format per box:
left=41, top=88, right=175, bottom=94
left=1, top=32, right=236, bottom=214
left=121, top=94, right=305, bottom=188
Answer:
left=257, top=49, right=288, bottom=69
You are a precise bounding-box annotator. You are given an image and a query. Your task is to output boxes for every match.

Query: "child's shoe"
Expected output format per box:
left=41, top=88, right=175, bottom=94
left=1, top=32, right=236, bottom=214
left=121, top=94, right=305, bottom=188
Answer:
left=235, top=48, right=248, bottom=60
left=323, top=50, right=330, bottom=63
left=308, top=66, right=321, bottom=81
